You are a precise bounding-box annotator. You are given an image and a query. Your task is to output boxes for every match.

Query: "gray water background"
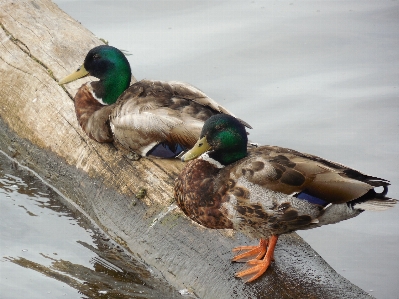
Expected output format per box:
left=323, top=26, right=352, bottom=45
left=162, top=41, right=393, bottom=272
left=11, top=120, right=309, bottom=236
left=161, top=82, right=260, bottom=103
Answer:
left=0, top=150, right=182, bottom=298
left=1, top=1, right=398, bottom=298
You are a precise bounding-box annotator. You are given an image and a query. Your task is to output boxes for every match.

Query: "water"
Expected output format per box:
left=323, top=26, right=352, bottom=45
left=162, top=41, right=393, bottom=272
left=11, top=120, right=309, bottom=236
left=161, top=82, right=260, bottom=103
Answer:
left=6, top=0, right=399, bottom=298
left=0, top=151, right=180, bottom=298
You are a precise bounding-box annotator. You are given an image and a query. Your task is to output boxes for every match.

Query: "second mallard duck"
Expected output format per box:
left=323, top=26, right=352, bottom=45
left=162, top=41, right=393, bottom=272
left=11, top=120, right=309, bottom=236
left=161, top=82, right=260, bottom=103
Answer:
left=174, top=114, right=396, bottom=283
left=59, top=45, right=249, bottom=158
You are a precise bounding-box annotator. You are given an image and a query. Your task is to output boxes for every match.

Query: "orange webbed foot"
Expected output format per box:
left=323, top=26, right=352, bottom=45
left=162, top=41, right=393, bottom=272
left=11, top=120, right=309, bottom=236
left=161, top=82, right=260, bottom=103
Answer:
left=234, top=235, right=279, bottom=283
left=232, top=239, right=268, bottom=262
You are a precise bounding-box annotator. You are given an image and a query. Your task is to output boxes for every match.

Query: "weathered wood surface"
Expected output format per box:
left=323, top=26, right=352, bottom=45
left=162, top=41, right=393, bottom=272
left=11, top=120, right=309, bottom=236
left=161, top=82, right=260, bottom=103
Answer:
left=0, top=1, right=374, bottom=298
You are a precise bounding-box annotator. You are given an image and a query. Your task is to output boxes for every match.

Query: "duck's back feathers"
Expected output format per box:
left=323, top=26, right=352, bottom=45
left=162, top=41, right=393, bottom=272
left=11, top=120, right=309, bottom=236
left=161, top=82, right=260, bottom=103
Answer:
left=110, top=80, right=238, bottom=156
left=175, top=144, right=396, bottom=239
left=238, top=146, right=391, bottom=205
left=165, top=80, right=235, bottom=115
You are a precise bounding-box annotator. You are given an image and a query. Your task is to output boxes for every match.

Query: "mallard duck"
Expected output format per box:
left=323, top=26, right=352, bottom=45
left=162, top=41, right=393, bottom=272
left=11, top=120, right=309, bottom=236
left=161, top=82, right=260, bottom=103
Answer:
left=174, top=114, right=397, bottom=283
left=59, top=45, right=250, bottom=158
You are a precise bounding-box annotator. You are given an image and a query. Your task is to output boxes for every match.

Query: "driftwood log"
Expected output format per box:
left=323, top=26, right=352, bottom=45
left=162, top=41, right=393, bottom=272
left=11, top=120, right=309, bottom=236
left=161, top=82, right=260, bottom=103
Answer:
left=0, top=1, right=374, bottom=298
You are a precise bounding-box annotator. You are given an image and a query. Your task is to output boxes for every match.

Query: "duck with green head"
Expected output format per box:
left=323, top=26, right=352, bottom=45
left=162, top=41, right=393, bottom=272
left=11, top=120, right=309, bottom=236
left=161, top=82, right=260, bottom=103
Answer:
left=59, top=45, right=249, bottom=158
left=174, top=114, right=397, bottom=283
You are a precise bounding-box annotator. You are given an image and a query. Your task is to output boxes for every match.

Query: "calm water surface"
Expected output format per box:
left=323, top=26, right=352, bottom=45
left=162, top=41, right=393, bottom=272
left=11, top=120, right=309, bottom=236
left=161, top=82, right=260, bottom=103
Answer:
left=0, top=150, right=180, bottom=298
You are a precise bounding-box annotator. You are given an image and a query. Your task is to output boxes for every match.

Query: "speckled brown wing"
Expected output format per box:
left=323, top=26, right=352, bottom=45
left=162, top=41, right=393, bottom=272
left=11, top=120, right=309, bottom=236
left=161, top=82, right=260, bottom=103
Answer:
left=110, top=80, right=235, bottom=156
left=74, top=84, right=114, bottom=143
left=233, top=145, right=388, bottom=204
left=166, top=80, right=235, bottom=116
left=174, top=157, right=325, bottom=239
left=216, top=159, right=324, bottom=238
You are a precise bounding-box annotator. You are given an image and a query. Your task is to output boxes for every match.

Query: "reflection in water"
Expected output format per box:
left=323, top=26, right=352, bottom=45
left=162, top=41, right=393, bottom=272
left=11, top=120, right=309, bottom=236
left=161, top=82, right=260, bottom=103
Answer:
left=6, top=242, right=162, bottom=299
left=0, top=151, right=181, bottom=299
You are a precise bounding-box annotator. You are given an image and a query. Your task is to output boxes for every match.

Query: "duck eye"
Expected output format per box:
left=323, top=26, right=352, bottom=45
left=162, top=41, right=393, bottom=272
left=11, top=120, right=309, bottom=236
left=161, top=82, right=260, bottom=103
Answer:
left=93, top=54, right=100, bottom=60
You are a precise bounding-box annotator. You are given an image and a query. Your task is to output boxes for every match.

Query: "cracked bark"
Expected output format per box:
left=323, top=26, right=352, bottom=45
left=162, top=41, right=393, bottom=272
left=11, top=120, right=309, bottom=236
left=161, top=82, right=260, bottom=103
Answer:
left=0, top=0, right=375, bottom=298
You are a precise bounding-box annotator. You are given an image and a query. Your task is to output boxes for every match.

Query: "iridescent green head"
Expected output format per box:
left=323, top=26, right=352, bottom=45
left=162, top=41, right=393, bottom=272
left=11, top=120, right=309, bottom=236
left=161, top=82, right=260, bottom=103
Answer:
left=182, top=114, right=248, bottom=165
left=59, top=45, right=132, bottom=105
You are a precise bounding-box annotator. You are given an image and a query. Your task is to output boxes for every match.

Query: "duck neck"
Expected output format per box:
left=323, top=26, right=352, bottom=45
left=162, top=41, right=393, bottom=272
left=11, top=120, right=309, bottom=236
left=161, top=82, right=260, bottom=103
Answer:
left=93, top=66, right=131, bottom=105
left=208, top=146, right=247, bottom=166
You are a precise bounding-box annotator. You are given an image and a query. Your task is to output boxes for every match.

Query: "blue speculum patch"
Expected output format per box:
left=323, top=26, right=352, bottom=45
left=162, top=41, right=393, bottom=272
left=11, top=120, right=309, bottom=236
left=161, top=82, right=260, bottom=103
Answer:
left=296, top=191, right=328, bottom=206
left=147, top=143, right=186, bottom=158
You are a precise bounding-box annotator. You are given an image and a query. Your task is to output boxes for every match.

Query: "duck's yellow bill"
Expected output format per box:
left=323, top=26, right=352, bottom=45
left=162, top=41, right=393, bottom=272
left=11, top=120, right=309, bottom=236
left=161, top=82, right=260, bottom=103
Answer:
left=58, top=65, right=89, bottom=85
left=181, top=137, right=211, bottom=162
